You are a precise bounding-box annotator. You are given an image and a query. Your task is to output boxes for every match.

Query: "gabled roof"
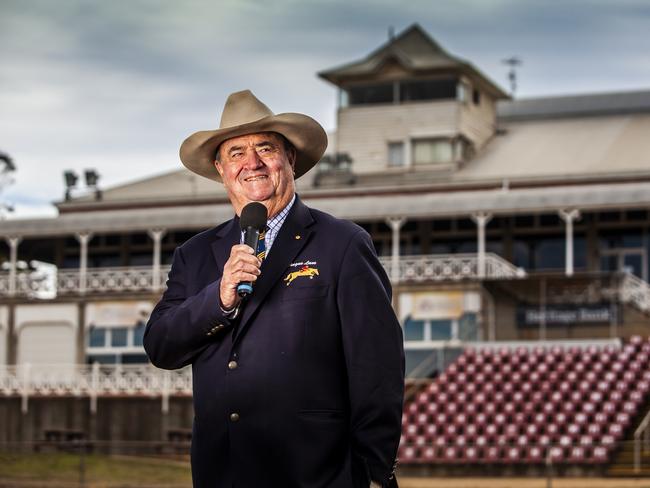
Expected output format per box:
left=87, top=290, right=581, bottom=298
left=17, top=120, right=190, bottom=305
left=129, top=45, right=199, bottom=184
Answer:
left=55, top=168, right=227, bottom=213
left=318, top=24, right=509, bottom=99
left=498, top=89, right=650, bottom=120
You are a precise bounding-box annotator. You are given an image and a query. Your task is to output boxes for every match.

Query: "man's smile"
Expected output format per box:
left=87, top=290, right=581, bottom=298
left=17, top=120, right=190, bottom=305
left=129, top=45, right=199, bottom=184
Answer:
left=243, top=175, right=268, bottom=182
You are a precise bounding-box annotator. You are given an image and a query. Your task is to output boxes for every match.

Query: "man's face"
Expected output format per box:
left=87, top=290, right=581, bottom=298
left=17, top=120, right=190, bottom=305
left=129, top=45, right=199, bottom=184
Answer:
left=215, top=132, right=296, bottom=217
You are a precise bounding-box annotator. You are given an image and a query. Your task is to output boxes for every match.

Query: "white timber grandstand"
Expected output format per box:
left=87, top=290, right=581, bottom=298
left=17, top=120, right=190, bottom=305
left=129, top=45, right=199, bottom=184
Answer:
left=1, top=25, right=650, bottom=459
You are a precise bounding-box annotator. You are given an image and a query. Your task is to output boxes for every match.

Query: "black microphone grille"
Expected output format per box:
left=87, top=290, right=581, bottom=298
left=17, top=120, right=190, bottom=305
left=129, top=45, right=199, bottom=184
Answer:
left=240, top=202, right=268, bottom=231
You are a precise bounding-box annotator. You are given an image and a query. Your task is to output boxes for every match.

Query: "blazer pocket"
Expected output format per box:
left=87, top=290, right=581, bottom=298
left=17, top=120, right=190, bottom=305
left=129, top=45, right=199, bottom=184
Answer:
left=298, top=408, right=344, bottom=422
left=281, top=284, right=329, bottom=302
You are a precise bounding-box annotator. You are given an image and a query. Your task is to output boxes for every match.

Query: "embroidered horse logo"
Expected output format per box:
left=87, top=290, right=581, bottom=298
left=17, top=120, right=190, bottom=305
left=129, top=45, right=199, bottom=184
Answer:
left=284, top=265, right=319, bottom=286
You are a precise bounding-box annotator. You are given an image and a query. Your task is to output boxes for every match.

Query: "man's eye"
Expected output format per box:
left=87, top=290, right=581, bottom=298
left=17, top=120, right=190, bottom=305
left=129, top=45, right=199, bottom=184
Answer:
left=231, top=152, right=243, bottom=159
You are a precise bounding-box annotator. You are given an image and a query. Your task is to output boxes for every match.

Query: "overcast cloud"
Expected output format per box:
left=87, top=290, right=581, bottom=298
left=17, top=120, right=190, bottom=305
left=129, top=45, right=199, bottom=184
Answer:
left=2, top=0, right=650, bottom=218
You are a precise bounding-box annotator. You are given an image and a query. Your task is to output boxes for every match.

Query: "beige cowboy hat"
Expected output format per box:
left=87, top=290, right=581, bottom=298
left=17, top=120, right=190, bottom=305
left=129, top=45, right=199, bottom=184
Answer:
left=179, top=90, right=328, bottom=182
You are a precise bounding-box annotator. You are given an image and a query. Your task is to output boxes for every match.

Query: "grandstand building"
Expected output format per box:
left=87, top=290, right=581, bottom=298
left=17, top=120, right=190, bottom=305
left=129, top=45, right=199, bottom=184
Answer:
left=1, top=24, right=650, bottom=473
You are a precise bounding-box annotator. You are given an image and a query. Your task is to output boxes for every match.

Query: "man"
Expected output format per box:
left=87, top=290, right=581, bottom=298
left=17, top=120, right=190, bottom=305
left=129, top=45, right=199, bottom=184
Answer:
left=144, top=90, right=404, bottom=488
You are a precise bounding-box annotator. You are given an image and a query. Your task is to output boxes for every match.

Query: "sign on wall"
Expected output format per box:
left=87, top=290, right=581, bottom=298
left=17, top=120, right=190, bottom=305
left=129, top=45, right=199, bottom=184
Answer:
left=516, top=304, right=615, bottom=327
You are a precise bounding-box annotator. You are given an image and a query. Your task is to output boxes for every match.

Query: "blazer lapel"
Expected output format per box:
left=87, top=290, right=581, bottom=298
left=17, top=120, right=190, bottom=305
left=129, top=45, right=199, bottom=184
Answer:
left=234, top=197, right=315, bottom=343
left=210, top=217, right=240, bottom=275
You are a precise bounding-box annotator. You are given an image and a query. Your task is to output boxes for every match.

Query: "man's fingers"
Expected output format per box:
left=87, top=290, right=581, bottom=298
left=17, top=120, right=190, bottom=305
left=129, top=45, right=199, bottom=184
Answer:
left=230, top=244, right=255, bottom=255
left=226, top=252, right=262, bottom=270
left=220, top=243, right=263, bottom=307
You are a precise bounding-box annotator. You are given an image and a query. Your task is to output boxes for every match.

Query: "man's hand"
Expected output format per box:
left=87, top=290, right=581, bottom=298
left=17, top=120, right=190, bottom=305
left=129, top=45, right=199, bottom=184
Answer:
left=220, top=244, right=262, bottom=309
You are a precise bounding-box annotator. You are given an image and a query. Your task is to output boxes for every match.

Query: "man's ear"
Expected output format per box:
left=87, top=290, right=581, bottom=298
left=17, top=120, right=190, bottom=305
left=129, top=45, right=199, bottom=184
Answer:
left=288, top=147, right=297, bottom=171
left=214, top=160, right=224, bottom=178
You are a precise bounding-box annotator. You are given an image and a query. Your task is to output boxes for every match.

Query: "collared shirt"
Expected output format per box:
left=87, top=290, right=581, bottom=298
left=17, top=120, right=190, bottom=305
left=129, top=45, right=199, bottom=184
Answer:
left=264, top=194, right=295, bottom=256
left=240, top=194, right=295, bottom=258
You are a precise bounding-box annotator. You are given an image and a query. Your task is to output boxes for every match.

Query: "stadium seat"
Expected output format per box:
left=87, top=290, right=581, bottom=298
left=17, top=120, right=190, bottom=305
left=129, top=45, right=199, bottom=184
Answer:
left=400, top=339, right=647, bottom=466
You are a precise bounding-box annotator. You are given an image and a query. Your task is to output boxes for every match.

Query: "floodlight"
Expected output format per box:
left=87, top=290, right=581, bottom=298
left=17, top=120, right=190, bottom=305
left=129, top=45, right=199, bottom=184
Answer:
left=85, top=169, right=100, bottom=187
left=64, top=170, right=79, bottom=189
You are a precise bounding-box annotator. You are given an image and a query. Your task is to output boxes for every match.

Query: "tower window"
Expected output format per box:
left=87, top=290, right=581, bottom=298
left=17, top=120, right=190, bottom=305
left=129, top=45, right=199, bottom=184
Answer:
left=348, top=83, right=393, bottom=105
left=401, top=78, right=457, bottom=102
left=473, top=89, right=481, bottom=105
left=412, top=139, right=454, bottom=165
left=388, top=142, right=405, bottom=167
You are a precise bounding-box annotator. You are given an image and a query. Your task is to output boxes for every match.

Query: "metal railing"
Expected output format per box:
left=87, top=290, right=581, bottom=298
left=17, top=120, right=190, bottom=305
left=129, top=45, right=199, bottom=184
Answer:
left=1, top=253, right=527, bottom=298
left=635, top=408, right=650, bottom=473
left=0, top=363, right=192, bottom=412
left=0, top=265, right=171, bottom=298
left=620, top=271, right=650, bottom=313
left=379, top=253, right=526, bottom=283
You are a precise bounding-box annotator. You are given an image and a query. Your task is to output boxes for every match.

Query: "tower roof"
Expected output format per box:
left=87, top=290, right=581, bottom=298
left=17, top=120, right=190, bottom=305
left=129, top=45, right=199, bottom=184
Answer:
left=318, top=24, right=509, bottom=99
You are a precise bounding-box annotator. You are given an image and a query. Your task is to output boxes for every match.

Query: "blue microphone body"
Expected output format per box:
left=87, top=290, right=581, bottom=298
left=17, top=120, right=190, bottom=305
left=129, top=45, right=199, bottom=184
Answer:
left=236, top=202, right=267, bottom=298
left=237, top=226, right=261, bottom=297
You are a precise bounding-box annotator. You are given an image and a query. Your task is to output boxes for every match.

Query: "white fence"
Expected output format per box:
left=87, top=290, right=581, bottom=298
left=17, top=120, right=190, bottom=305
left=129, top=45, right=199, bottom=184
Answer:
left=1, top=254, right=528, bottom=297
left=378, top=252, right=526, bottom=283
left=0, top=363, right=192, bottom=412
left=0, top=265, right=171, bottom=298
left=620, top=271, right=650, bottom=313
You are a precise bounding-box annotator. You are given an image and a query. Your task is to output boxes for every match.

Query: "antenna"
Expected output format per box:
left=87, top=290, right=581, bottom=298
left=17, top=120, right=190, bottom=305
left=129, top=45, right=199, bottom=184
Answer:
left=502, top=57, right=522, bottom=96
left=388, top=26, right=395, bottom=40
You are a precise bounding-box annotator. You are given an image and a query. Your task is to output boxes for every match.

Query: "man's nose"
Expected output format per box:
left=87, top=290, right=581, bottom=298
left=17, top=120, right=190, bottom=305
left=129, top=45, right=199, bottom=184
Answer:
left=242, top=149, right=263, bottom=169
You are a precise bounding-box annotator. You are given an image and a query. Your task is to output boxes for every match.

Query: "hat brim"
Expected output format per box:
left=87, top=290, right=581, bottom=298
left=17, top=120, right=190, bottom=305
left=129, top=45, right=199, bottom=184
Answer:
left=179, top=113, right=328, bottom=182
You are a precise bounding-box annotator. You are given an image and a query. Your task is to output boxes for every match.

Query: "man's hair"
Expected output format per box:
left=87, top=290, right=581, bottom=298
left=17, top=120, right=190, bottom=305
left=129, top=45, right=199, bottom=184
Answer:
left=214, top=132, right=295, bottom=163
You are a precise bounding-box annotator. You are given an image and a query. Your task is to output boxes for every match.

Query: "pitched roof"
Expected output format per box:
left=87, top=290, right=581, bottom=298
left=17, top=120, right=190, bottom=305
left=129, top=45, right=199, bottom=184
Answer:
left=318, top=24, right=508, bottom=99
left=498, top=89, right=650, bottom=120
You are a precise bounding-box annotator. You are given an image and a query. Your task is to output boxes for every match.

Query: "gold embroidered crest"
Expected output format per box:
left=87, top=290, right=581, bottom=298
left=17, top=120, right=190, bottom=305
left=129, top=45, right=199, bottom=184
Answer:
left=284, top=265, right=319, bottom=286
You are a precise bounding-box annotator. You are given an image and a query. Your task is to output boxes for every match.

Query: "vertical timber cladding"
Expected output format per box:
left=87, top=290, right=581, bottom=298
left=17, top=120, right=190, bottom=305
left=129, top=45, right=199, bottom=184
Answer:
left=0, top=396, right=194, bottom=444
left=15, top=303, right=78, bottom=366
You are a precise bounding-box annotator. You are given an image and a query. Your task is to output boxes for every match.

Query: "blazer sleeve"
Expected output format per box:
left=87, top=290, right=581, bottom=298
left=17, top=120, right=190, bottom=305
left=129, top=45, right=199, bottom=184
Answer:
left=143, top=245, right=234, bottom=370
left=336, top=230, right=405, bottom=486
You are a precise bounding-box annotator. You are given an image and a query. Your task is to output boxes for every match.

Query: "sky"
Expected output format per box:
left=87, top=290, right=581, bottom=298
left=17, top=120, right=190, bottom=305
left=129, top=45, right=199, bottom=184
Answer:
left=2, top=0, right=650, bottom=219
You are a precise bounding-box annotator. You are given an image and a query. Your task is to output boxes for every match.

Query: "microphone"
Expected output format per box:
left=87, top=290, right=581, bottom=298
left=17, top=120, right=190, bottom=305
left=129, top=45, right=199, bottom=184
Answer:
left=237, top=202, right=268, bottom=297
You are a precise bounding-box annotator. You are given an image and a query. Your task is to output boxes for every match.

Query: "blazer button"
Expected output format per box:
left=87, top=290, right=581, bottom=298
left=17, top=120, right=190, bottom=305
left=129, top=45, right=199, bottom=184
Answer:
left=228, top=360, right=238, bottom=370
left=230, top=412, right=240, bottom=422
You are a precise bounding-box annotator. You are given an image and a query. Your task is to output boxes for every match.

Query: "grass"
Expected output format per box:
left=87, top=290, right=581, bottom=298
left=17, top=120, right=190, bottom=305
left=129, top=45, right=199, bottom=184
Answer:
left=0, top=451, right=191, bottom=487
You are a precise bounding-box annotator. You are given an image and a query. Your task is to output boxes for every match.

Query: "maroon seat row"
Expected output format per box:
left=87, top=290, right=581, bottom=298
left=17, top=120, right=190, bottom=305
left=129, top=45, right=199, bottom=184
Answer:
left=400, top=337, right=650, bottom=464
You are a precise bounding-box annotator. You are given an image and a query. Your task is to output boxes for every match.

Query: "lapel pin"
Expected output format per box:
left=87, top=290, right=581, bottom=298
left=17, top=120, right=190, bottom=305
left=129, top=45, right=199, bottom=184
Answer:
left=295, top=235, right=301, bottom=240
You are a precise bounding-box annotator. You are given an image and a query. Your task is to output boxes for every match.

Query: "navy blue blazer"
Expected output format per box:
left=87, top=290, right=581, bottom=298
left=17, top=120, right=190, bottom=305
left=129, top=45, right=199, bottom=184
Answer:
left=144, top=197, right=404, bottom=488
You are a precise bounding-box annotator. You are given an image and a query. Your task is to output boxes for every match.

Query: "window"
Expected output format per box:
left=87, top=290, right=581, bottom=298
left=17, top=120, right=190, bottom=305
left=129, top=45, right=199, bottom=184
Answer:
left=412, top=139, right=453, bottom=165
left=400, top=78, right=457, bottom=102
left=87, top=324, right=149, bottom=365
left=404, top=317, right=425, bottom=341
left=347, top=83, right=393, bottom=105
left=88, top=328, right=106, bottom=348
left=129, top=253, right=152, bottom=266
left=110, top=327, right=128, bottom=347
left=429, top=320, right=452, bottom=340
left=472, top=89, right=481, bottom=105
left=86, top=354, right=117, bottom=365
left=387, top=142, right=405, bottom=167
left=133, top=322, right=146, bottom=347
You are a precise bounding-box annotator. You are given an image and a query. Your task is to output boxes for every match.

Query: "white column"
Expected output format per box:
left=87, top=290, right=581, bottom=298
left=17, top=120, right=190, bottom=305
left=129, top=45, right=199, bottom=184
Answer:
left=148, top=229, right=167, bottom=292
left=6, top=236, right=22, bottom=297
left=471, top=213, right=492, bottom=279
left=386, top=217, right=406, bottom=283
left=90, top=361, right=100, bottom=414
left=559, top=209, right=581, bottom=277
left=75, top=232, right=93, bottom=294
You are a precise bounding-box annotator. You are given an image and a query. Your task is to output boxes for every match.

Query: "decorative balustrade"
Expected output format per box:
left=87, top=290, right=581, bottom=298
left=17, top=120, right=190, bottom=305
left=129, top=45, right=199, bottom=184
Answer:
left=378, top=253, right=526, bottom=283
left=0, top=273, right=9, bottom=294
left=0, top=254, right=529, bottom=297
left=0, top=363, right=192, bottom=397
left=0, top=265, right=172, bottom=298
left=620, top=272, right=650, bottom=313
